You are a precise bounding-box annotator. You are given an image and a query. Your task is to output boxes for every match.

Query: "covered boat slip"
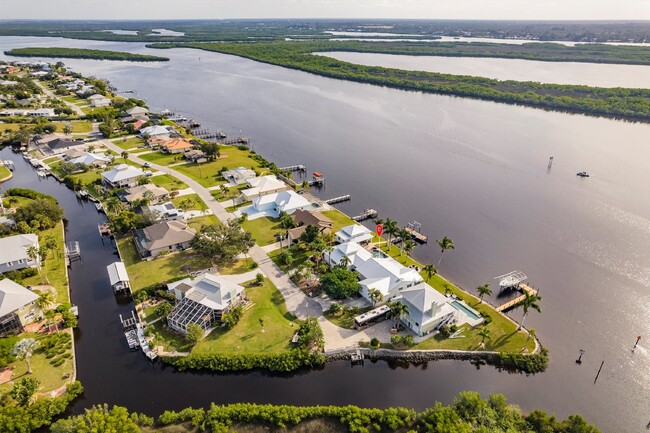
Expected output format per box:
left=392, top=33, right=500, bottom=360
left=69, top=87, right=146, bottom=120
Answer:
left=107, top=261, right=131, bottom=294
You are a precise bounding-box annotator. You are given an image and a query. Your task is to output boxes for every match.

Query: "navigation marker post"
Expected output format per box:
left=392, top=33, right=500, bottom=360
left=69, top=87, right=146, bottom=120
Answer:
left=594, top=361, right=604, bottom=384
left=633, top=335, right=641, bottom=350
left=576, top=349, right=585, bottom=364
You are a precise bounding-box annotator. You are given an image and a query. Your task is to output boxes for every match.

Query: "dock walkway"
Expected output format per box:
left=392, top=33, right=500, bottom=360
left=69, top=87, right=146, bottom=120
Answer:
left=495, top=283, right=538, bottom=312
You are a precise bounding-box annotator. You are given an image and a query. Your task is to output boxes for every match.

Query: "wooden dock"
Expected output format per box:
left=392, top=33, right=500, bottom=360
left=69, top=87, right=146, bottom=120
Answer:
left=325, top=195, right=351, bottom=204
left=222, top=136, right=249, bottom=145
left=495, top=283, right=538, bottom=312
left=404, top=226, right=428, bottom=243
left=352, top=209, right=378, bottom=221
left=279, top=164, right=306, bottom=172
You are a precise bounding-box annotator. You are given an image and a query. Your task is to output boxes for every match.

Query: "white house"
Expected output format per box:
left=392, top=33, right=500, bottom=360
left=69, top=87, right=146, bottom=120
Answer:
left=240, top=175, right=289, bottom=201
left=69, top=152, right=111, bottom=167
left=167, top=274, right=245, bottom=334
left=106, top=262, right=130, bottom=294
left=87, top=94, right=112, bottom=107
left=397, top=283, right=458, bottom=337
left=101, top=164, right=145, bottom=188
left=324, top=241, right=422, bottom=303
left=139, top=202, right=185, bottom=222
left=335, top=224, right=373, bottom=244
left=0, top=279, right=42, bottom=335
left=0, top=234, right=40, bottom=275
left=139, top=125, right=170, bottom=137
left=251, top=190, right=311, bottom=219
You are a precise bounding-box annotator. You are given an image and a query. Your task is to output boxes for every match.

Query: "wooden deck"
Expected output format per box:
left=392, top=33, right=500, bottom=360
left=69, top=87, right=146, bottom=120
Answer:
left=495, top=283, right=538, bottom=312
left=404, top=226, right=428, bottom=243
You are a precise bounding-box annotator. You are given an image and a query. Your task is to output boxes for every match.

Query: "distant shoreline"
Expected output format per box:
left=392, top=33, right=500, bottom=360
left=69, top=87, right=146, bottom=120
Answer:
left=4, top=47, right=169, bottom=62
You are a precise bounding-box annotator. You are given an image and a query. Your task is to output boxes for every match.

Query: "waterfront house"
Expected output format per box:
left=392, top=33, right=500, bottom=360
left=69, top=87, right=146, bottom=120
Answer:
left=287, top=209, right=333, bottom=243
left=131, top=119, right=147, bottom=131
left=240, top=175, right=289, bottom=201
left=126, top=106, right=149, bottom=117
left=160, top=138, right=194, bottom=154
left=223, top=167, right=257, bottom=185
left=46, top=137, right=85, bottom=154
left=87, top=93, right=112, bottom=107
left=0, top=234, right=40, bottom=274
left=324, top=241, right=422, bottom=303
left=140, top=125, right=170, bottom=137
left=146, top=135, right=169, bottom=148
left=106, top=262, right=130, bottom=294
left=397, top=283, right=457, bottom=336
left=133, top=220, right=196, bottom=258
left=167, top=273, right=245, bottom=334
left=0, top=279, right=43, bottom=335
left=335, top=224, right=373, bottom=244
left=101, top=164, right=145, bottom=189
left=69, top=152, right=111, bottom=168
left=251, top=190, right=312, bottom=219
left=121, top=184, right=169, bottom=204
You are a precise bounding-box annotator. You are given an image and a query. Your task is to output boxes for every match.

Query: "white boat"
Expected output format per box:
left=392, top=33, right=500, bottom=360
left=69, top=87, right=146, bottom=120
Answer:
left=95, top=202, right=104, bottom=212
left=36, top=170, right=47, bottom=178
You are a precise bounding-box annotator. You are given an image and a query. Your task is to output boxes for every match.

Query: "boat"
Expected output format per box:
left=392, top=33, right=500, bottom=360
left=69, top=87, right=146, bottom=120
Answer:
left=3, top=160, right=14, bottom=171
left=189, top=119, right=201, bottom=128
left=313, top=171, right=323, bottom=178
left=79, top=190, right=89, bottom=198
left=95, top=202, right=104, bottom=212
left=36, top=170, right=47, bottom=178
left=98, top=223, right=111, bottom=236
left=576, top=171, right=590, bottom=178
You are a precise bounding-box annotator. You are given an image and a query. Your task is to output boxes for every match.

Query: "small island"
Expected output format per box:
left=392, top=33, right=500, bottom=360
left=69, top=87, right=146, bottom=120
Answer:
left=4, top=47, right=169, bottom=62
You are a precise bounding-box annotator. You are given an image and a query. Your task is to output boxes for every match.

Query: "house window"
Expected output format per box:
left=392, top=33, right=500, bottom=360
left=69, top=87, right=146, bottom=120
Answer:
left=18, top=259, right=25, bottom=264
left=7, top=261, right=12, bottom=267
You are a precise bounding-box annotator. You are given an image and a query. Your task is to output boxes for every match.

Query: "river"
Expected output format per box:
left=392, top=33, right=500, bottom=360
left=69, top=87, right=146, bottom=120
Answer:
left=1, top=36, right=649, bottom=432
left=316, top=51, right=650, bottom=88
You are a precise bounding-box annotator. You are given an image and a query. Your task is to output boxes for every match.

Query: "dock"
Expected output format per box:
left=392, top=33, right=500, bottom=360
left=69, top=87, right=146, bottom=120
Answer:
left=351, top=348, right=365, bottom=366
left=404, top=227, right=428, bottom=243
left=495, top=283, right=538, bottom=312
left=65, top=241, right=81, bottom=265
left=222, top=136, right=249, bottom=145
left=325, top=194, right=351, bottom=205
left=279, top=164, right=306, bottom=172
left=352, top=209, right=378, bottom=222
left=120, top=312, right=139, bottom=350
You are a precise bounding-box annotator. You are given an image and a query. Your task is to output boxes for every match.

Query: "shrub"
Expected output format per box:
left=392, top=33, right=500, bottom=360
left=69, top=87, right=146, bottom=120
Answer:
left=370, top=338, right=380, bottom=348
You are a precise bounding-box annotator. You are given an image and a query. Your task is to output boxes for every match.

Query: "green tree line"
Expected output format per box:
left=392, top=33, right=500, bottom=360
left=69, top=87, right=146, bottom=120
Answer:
left=5, top=47, right=169, bottom=62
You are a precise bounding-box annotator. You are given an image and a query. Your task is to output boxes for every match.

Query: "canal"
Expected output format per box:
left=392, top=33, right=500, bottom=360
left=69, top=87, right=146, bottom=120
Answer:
left=1, top=36, right=649, bottom=432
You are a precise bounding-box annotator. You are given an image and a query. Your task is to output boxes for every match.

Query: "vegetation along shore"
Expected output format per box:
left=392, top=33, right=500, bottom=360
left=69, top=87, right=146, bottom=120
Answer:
left=5, top=47, right=169, bottom=62
left=150, top=41, right=650, bottom=122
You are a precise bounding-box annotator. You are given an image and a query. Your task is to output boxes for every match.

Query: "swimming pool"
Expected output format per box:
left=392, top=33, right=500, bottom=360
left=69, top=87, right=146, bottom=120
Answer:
left=450, top=300, right=482, bottom=321
left=371, top=247, right=388, bottom=258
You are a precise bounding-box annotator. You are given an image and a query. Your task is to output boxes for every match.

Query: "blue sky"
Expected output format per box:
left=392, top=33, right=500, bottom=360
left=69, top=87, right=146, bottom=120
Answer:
left=3, top=0, right=650, bottom=20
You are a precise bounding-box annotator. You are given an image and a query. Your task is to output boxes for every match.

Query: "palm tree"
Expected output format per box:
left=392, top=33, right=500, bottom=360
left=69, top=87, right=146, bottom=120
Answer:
left=423, top=264, right=437, bottom=282
left=524, top=328, right=536, bottom=352
left=11, top=338, right=39, bottom=374
left=436, top=236, right=455, bottom=268
left=519, top=291, right=542, bottom=330
left=36, top=291, right=54, bottom=311
left=403, top=240, right=416, bottom=262
left=26, top=246, right=42, bottom=281
left=44, top=235, right=57, bottom=259
left=476, top=283, right=492, bottom=303
left=219, top=184, right=229, bottom=199
left=384, top=218, right=398, bottom=250
left=337, top=255, right=351, bottom=269
left=389, top=301, right=409, bottom=329
left=478, top=328, right=491, bottom=349
left=323, top=245, right=334, bottom=265
left=398, top=229, right=411, bottom=256
left=44, top=309, right=59, bottom=332
left=121, top=151, right=129, bottom=161
left=368, top=289, right=383, bottom=306
left=106, top=196, right=121, bottom=214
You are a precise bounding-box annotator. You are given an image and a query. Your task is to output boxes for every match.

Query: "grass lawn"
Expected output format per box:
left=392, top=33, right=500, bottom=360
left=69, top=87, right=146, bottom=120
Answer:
left=42, top=156, right=60, bottom=165
left=240, top=216, right=283, bottom=246
left=321, top=209, right=356, bottom=233
left=53, top=121, right=92, bottom=133
left=150, top=320, right=193, bottom=353
left=116, top=235, right=212, bottom=291
left=192, top=279, right=297, bottom=355
left=112, top=136, right=145, bottom=150
left=175, top=147, right=263, bottom=188
left=61, top=95, right=88, bottom=106
left=172, top=193, right=205, bottom=211
left=211, top=184, right=246, bottom=202
left=268, top=245, right=310, bottom=273
left=139, top=152, right=185, bottom=166
left=0, top=165, right=12, bottom=180
left=187, top=215, right=220, bottom=231
left=0, top=331, right=74, bottom=395
left=150, top=174, right=188, bottom=191
left=143, top=304, right=162, bottom=323
left=22, top=222, right=69, bottom=303
left=219, top=258, right=255, bottom=275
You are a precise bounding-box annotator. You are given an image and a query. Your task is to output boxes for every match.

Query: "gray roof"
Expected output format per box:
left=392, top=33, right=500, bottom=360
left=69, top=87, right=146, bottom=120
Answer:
left=141, top=221, right=196, bottom=251
left=0, top=279, right=38, bottom=317
left=399, top=283, right=450, bottom=325
left=47, top=138, right=79, bottom=150
left=0, top=234, right=38, bottom=263
left=102, top=164, right=145, bottom=183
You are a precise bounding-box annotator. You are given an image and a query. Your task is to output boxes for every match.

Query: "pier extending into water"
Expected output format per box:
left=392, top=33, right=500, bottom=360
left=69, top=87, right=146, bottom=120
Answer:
left=279, top=164, right=306, bottom=172
left=495, top=283, right=538, bottom=312
left=325, top=194, right=351, bottom=205
left=352, top=209, right=378, bottom=221
left=404, top=221, right=428, bottom=243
